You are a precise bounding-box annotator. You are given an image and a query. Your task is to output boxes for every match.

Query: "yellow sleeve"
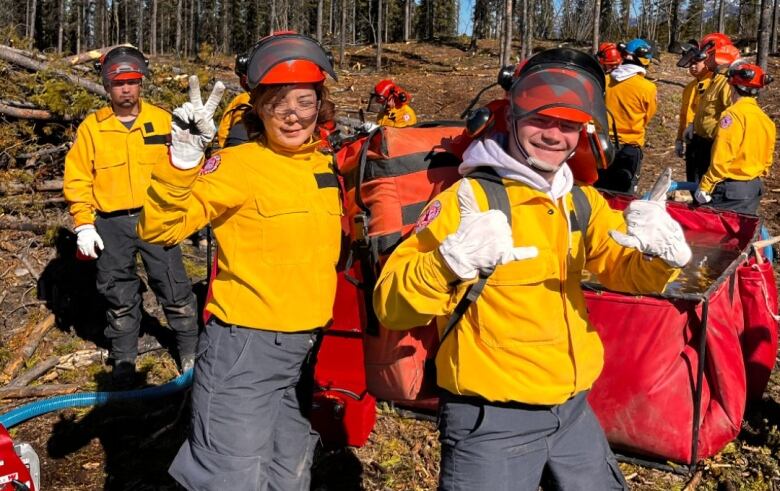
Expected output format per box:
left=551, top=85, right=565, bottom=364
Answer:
left=405, top=106, right=417, bottom=126
left=63, top=120, right=97, bottom=227
left=700, top=111, right=742, bottom=193
left=677, top=81, right=695, bottom=139
left=373, top=186, right=463, bottom=330
left=216, top=112, right=232, bottom=148
left=645, top=83, right=657, bottom=126
left=137, top=153, right=250, bottom=245
left=582, top=188, right=680, bottom=293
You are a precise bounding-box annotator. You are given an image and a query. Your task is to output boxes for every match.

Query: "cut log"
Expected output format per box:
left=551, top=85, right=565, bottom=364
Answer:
left=65, top=44, right=134, bottom=65
left=0, top=179, right=64, bottom=195
left=0, top=103, right=73, bottom=121
left=0, top=220, right=51, bottom=234
left=0, top=384, right=79, bottom=399
left=7, top=355, right=61, bottom=387
left=0, top=313, right=56, bottom=384
left=0, top=45, right=106, bottom=97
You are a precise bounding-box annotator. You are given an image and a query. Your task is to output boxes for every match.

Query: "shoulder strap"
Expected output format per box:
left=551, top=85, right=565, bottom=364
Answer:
left=438, top=167, right=510, bottom=346
left=570, top=186, right=591, bottom=253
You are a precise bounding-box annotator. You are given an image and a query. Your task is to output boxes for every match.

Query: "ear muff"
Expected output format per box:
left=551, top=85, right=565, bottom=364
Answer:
left=397, top=91, right=408, bottom=103
left=567, top=124, right=614, bottom=185
left=497, top=64, right=516, bottom=91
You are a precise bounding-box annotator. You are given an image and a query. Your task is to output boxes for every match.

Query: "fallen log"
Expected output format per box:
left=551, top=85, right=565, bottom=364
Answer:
left=6, top=355, right=61, bottom=387
left=0, top=179, right=64, bottom=195
left=0, top=384, right=79, bottom=399
left=0, top=102, right=73, bottom=121
left=0, top=45, right=106, bottom=97
left=0, top=313, right=56, bottom=384
left=0, top=219, right=52, bottom=234
left=17, top=143, right=71, bottom=160
left=66, top=44, right=133, bottom=65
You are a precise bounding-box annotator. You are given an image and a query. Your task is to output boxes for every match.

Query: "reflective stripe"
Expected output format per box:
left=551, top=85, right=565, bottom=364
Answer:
left=143, top=134, right=170, bottom=145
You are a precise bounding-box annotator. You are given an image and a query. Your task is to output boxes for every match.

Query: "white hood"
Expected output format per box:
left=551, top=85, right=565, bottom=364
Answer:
left=459, top=135, right=574, bottom=201
left=610, top=63, right=646, bottom=82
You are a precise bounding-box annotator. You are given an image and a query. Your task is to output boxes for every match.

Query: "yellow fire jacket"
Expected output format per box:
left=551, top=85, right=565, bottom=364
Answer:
left=605, top=73, right=657, bottom=147
left=699, top=97, right=776, bottom=193
left=374, top=179, right=680, bottom=405
left=137, top=140, right=343, bottom=332
left=693, top=71, right=732, bottom=140
left=677, top=76, right=712, bottom=140
left=63, top=100, right=172, bottom=227
left=216, top=92, right=251, bottom=148
left=377, top=104, right=417, bottom=128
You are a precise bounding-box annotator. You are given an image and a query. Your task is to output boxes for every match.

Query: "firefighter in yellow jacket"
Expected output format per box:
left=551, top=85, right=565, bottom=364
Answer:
left=63, top=46, right=198, bottom=387
left=137, top=33, right=340, bottom=490
left=369, top=79, right=417, bottom=127
left=595, top=38, right=657, bottom=193
left=695, top=62, right=776, bottom=215
left=675, top=39, right=712, bottom=182
left=685, top=33, right=741, bottom=182
left=215, top=50, right=251, bottom=148
left=374, top=48, right=691, bottom=491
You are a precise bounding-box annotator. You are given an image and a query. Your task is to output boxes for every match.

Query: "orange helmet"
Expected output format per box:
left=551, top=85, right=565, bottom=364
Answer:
left=373, top=79, right=410, bottom=104
left=728, top=62, right=774, bottom=95
left=597, top=42, right=623, bottom=69
left=97, top=46, right=148, bottom=85
left=699, top=32, right=732, bottom=53
left=713, top=44, right=740, bottom=66
left=245, top=32, right=337, bottom=89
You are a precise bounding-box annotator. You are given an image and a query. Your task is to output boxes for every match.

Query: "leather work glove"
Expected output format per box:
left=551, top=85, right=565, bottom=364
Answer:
left=694, top=188, right=712, bottom=204
left=75, top=224, right=104, bottom=260
left=674, top=139, right=684, bottom=158
left=609, top=168, right=692, bottom=268
left=682, top=123, right=694, bottom=144
left=439, top=179, right=539, bottom=280
left=170, top=75, right=226, bottom=170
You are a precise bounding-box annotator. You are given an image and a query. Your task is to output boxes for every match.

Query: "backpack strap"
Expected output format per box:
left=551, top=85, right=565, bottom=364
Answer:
left=570, top=186, right=591, bottom=254
left=437, top=167, right=510, bottom=347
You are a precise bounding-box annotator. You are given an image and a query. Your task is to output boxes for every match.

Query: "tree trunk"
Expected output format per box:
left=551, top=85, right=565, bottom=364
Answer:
left=592, top=0, right=601, bottom=53
left=57, top=0, right=64, bottom=54
left=758, top=0, right=773, bottom=68
left=124, top=0, right=129, bottom=42
left=270, top=0, right=276, bottom=34
left=500, top=0, right=512, bottom=66
left=77, top=0, right=82, bottom=53
left=138, top=0, right=144, bottom=51
left=339, top=0, right=346, bottom=65
left=376, top=0, right=383, bottom=70
left=0, top=46, right=107, bottom=96
left=151, top=0, right=157, bottom=55
left=404, top=0, right=410, bottom=41
left=772, top=0, right=779, bottom=52
left=176, top=0, right=182, bottom=53
left=668, top=0, right=680, bottom=51
left=222, top=0, right=229, bottom=53
left=316, top=0, right=323, bottom=41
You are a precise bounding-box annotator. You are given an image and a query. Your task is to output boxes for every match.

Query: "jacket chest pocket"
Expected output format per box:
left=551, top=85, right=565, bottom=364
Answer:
left=255, top=193, right=315, bottom=266
left=139, top=146, right=166, bottom=166
left=476, top=252, right=565, bottom=347
left=93, top=151, right=129, bottom=198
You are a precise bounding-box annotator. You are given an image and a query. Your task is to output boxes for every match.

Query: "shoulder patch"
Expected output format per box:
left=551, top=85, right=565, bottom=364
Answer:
left=414, top=200, right=442, bottom=233
left=200, top=154, right=221, bottom=175
left=720, top=115, right=733, bottom=129
left=402, top=113, right=411, bottom=121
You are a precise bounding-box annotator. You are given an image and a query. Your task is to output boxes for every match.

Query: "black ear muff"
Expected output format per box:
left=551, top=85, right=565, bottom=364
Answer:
left=465, top=107, right=494, bottom=138
left=398, top=91, right=407, bottom=103
left=497, top=65, right=516, bottom=91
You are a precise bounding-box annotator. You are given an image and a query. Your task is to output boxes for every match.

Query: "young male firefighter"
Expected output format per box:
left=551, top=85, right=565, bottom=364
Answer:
left=595, top=38, right=657, bottom=193
left=684, top=33, right=741, bottom=182
left=374, top=48, right=692, bottom=491
left=596, top=42, right=623, bottom=74
left=63, top=46, right=198, bottom=387
left=675, top=39, right=713, bottom=182
left=215, top=50, right=251, bottom=148
left=694, top=62, right=776, bottom=214
left=369, top=79, right=417, bottom=127
left=137, top=32, right=340, bottom=490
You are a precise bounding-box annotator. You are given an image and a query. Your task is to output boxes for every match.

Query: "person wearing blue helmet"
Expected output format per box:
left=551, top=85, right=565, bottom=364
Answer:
left=595, top=38, right=657, bottom=194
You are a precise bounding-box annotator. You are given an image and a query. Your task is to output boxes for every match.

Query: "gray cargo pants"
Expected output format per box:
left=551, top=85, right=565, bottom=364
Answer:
left=169, top=318, right=321, bottom=491
left=438, top=391, right=628, bottom=491
left=95, top=213, right=198, bottom=363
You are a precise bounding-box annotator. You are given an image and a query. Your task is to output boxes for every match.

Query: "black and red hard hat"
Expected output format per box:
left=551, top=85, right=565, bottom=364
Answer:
left=597, top=42, right=623, bottom=69
left=728, top=62, right=773, bottom=95
left=245, top=31, right=337, bottom=89
left=97, top=46, right=149, bottom=85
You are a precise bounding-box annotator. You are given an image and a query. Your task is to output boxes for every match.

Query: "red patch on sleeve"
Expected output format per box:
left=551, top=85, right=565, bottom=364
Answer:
left=200, top=155, right=221, bottom=175
left=414, top=200, right=442, bottom=233
left=719, top=115, right=733, bottom=129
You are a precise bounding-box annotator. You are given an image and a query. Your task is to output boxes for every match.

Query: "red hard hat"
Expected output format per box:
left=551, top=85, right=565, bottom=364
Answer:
left=728, top=62, right=774, bottom=93
left=713, top=44, right=740, bottom=66
left=246, top=31, right=337, bottom=89
left=699, top=32, right=732, bottom=53
left=373, top=79, right=398, bottom=99
left=597, top=42, right=622, bottom=68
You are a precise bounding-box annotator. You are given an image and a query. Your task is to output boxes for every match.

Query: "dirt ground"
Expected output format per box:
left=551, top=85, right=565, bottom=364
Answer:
left=1, top=38, right=780, bottom=490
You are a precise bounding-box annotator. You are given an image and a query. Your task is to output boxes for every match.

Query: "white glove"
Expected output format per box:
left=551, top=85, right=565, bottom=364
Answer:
left=674, top=139, right=684, bottom=158
left=683, top=123, right=694, bottom=144
left=170, top=75, right=226, bottom=170
left=439, top=179, right=538, bottom=280
left=694, top=188, right=712, bottom=204
left=75, top=224, right=104, bottom=259
left=609, top=198, right=692, bottom=268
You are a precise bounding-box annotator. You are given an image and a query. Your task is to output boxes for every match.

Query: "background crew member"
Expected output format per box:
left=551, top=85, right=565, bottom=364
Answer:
left=675, top=40, right=712, bottom=182
left=369, top=79, right=417, bottom=127
left=63, top=46, right=199, bottom=387
left=137, top=33, right=340, bottom=490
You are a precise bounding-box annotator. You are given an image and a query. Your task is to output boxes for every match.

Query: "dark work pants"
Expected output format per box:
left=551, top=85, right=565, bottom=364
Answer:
left=594, top=145, right=643, bottom=194
left=707, top=178, right=763, bottom=215
left=438, top=391, right=628, bottom=491
left=686, top=135, right=714, bottom=184
left=95, top=213, right=198, bottom=363
left=169, top=318, right=322, bottom=491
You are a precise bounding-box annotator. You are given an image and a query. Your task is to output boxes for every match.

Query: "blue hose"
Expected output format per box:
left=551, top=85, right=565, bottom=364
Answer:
left=0, top=369, right=193, bottom=429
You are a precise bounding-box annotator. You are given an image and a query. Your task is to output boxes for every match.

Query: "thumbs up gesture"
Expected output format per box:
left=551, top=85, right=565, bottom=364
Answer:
left=170, top=75, right=226, bottom=170
left=609, top=168, right=692, bottom=268
left=438, top=179, right=538, bottom=280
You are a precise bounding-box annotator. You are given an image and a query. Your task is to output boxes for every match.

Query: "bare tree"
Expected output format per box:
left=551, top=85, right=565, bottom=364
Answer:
left=758, top=0, right=773, bottom=68
left=222, top=0, right=229, bottom=52
left=176, top=0, right=182, bottom=53
left=772, top=0, right=779, bottom=52
left=57, top=0, right=64, bottom=54
left=339, top=0, right=346, bottom=66
left=138, top=0, right=144, bottom=51
left=500, top=0, right=512, bottom=66
left=151, top=0, right=157, bottom=55
left=404, top=0, right=410, bottom=41
left=592, top=0, right=601, bottom=53
left=376, top=0, right=383, bottom=69
left=316, top=0, right=323, bottom=41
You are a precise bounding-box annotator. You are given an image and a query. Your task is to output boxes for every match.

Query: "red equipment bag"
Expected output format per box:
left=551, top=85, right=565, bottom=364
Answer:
left=0, top=425, right=37, bottom=491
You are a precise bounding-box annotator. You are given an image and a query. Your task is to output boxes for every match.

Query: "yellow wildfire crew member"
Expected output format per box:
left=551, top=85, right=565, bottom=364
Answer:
left=136, top=33, right=340, bottom=490
left=595, top=38, right=657, bottom=193
left=215, top=50, right=251, bottom=148
left=370, top=79, right=417, bottom=127
left=695, top=62, right=776, bottom=215
left=63, top=46, right=198, bottom=387
left=596, top=42, right=623, bottom=74
left=375, top=48, right=692, bottom=491
left=675, top=39, right=713, bottom=182
left=685, top=33, right=741, bottom=182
